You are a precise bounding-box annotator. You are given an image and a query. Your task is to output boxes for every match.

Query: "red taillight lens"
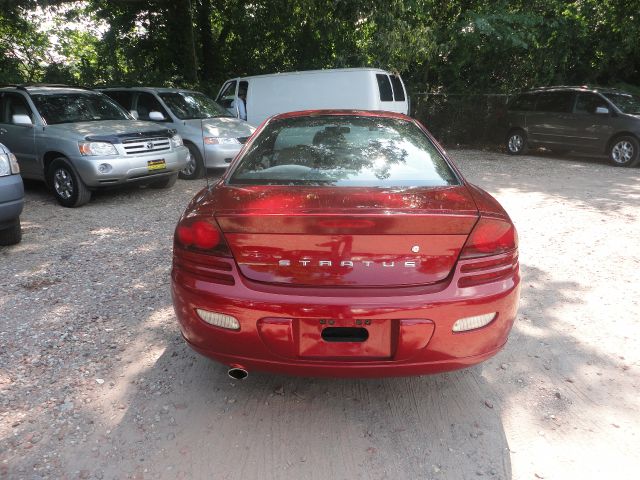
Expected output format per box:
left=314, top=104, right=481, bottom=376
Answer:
left=174, top=217, right=231, bottom=256
left=460, top=218, right=517, bottom=259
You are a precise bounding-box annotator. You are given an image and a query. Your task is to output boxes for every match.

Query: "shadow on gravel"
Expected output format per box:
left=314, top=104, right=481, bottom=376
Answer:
left=456, top=150, right=640, bottom=217
left=96, top=340, right=512, bottom=480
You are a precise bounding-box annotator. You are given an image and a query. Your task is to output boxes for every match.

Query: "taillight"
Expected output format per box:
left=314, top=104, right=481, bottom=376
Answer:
left=174, top=217, right=231, bottom=257
left=460, top=217, right=517, bottom=259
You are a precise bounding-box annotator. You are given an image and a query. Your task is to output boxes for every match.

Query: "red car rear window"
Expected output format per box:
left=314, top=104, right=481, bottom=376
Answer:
left=228, top=115, right=459, bottom=187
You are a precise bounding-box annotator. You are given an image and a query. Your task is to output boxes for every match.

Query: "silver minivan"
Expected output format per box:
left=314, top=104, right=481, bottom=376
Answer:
left=101, top=88, right=255, bottom=179
left=0, top=86, right=189, bottom=207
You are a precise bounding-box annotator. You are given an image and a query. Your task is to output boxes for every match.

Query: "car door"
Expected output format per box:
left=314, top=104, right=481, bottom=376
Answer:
left=570, top=92, right=615, bottom=152
left=216, top=80, right=238, bottom=117
left=0, top=92, right=38, bottom=177
left=526, top=91, right=576, bottom=148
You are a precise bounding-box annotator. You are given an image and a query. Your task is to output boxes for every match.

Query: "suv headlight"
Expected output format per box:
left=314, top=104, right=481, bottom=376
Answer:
left=204, top=137, right=240, bottom=145
left=170, top=133, right=183, bottom=148
left=0, top=153, right=20, bottom=176
left=78, top=142, right=118, bottom=156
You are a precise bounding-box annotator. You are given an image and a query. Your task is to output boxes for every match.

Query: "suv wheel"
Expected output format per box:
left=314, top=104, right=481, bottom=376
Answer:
left=609, top=136, right=639, bottom=167
left=0, top=218, right=22, bottom=246
left=179, top=144, right=204, bottom=180
left=506, top=130, right=527, bottom=155
left=48, top=158, right=92, bottom=207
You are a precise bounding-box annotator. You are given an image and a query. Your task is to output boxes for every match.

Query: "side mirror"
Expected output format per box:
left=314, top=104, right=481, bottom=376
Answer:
left=149, top=111, right=166, bottom=121
left=12, top=114, right=33, bottom=126
left=130, top=110, right=139, bottom=120
left=595, top=106, right=610, bottom=115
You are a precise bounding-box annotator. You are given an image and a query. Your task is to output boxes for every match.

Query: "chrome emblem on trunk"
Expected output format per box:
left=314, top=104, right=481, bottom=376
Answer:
left=278, top=259, right=418, bottom=268
left=411, top=245, right=420, bottom=253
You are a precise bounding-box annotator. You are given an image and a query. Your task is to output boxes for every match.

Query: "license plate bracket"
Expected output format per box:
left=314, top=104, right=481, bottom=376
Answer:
left=147, top=159, right=166, bottom=171
left=298, top=319, right=392, bottom=359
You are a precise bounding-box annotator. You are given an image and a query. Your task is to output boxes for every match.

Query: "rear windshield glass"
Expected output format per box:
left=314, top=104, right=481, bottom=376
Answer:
left=31, top=93, right=130, bottom=125
left=390, top=75, right=406, bottom=101
left=228, top=115, right=459, bottom=187
left=603, top=93, right=640, bottom=114
left=376, top=74, right=393, bottom=102
left=158, top=91, right=231, bottom=119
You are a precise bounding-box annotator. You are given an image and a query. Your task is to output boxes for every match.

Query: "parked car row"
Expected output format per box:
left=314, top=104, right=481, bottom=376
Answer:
left=506, top=85, right=640, bottom=167
left=0, top=84, right=256, bottom=208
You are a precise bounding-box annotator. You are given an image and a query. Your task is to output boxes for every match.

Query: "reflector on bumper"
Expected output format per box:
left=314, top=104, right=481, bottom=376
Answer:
left=196, top=309, right=240, bottom=330
left=452, top=312, right=496, bottom=332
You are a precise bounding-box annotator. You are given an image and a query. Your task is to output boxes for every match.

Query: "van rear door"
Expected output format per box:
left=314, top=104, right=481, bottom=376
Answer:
left=375, top=73, right=409, bottom=115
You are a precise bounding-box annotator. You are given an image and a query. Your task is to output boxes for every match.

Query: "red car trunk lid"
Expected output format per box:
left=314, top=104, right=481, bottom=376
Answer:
left=213, top=185, right=478, bottom=287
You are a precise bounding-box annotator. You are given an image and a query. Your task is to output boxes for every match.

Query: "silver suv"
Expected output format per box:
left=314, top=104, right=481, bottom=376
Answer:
left=100, top=87, right=255, bottom=179
left=0, top=85, right=189, bottom=207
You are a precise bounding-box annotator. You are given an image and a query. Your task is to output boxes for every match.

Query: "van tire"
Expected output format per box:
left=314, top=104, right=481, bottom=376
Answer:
left=48, top=158, right=92, bottom=207
left=506, top=129, right=527, bottom=155
left=179, top=144, right=205, bottom=180
left=608, top=135, right=639, bottom=167
left=149, top=173, right=178, bottom=189
left=0, top=218, right=22, bottom=246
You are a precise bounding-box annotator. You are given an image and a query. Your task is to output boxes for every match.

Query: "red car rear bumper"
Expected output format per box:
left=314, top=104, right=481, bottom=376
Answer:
left=171, top=253, right=520, bottom=377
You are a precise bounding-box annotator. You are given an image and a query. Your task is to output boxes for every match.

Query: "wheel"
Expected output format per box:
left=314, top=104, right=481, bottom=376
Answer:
left=149, top=173, right=178, bottom=189
left=506, top=129, right=527, bottom=155
left=609, top=135, right=639, bottom=167
left=47, top=158, right=92, bottom=207
left=179, top=144, right=205, bottom=180
left=0, top=218, right=22, bottom=246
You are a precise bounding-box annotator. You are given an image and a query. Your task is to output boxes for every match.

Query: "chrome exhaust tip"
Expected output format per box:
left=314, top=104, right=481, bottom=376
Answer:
left=227, top=368, right=248, bottom=380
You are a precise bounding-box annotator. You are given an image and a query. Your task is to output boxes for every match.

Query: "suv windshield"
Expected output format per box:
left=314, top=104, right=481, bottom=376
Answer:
left=31, top=92, right=130, bottom=125
left=229, top=115, right=459, bottom=187
left=158, top=92, right=231, bottom=120
left=603, top=93, right=640, bottom=114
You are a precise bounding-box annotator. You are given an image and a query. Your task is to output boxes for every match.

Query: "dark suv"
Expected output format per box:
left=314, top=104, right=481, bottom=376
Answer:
left=506, top=86, right=640, bottom=167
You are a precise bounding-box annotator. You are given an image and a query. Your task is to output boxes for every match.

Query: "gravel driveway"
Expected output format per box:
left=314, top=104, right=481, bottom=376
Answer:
left=1, top=150, right=639, bottom=480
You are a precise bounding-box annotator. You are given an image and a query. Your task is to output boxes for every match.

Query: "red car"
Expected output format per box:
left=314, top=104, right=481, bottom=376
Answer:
left=171, top=110, right=519, bottom=378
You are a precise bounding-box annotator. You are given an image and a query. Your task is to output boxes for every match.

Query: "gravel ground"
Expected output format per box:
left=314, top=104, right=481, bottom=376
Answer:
left=1, top=150, right=639, bottom=480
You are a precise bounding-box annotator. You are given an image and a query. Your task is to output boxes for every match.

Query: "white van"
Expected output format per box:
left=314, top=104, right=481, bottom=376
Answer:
left=215, top=68, right=409, bottom=126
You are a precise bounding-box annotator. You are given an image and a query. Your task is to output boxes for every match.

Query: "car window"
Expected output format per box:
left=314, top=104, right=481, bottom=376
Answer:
left=602, top=93, right=640, bottom=114
left=136, top=92, right=170, bottom=121
left=575, top=93, right=609, bottom=114
left=509, top=93, right=537, bottom=111
left=103, top=91, right=134, bottom=111
left=216, top=81, right=237, bottom=109
left=535, top=91, right=575, bottom=113
left=1, top=93, right=34, bottom=124
left=158, top=91, right=231, bottom=120
left=390, top=75, right=406, bottom=101
left=229, top=114, right=459, bottom=187
left=30, top=92, right=130, bottom=124
left=376, top=74, right=393, bottom=102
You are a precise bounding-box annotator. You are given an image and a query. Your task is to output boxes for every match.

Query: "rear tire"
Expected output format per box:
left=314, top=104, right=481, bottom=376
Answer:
left=179, top=144, right=205, bottom=180
left=506, top=129, right=527, bottom=155
left=609, top=135, right=639, bottom=167
left=0, top=218, right=22, bottom=246
left=149, top=173, right=178, bottom=189
left=47, top=158, right=92, bottom=207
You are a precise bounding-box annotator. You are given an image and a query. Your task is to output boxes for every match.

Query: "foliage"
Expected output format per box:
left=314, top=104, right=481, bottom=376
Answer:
left=0, top=0, right=638, bottom=94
